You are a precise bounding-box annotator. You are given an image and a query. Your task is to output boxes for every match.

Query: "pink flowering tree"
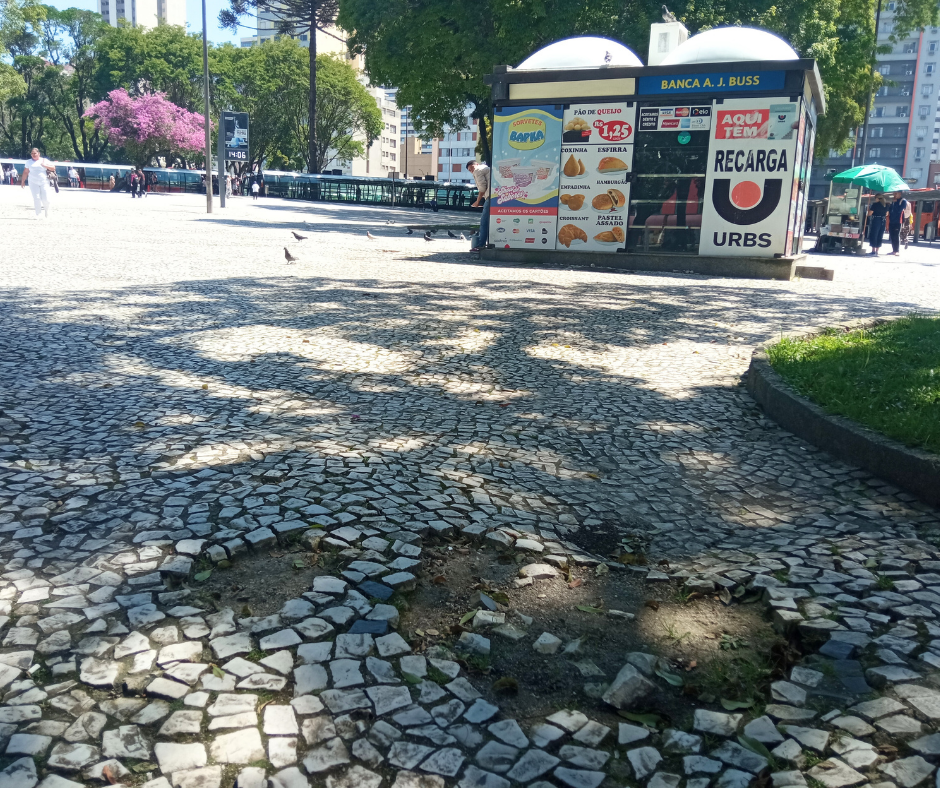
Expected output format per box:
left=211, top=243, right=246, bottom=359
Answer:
left=84, top=89, right=208, bottom=168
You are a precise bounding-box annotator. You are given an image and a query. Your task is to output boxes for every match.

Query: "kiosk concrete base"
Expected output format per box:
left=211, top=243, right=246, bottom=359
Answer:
left=479, top=248, right=805, bottom=280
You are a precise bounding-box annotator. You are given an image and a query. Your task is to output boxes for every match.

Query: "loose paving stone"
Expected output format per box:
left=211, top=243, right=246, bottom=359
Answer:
left=154, top=742, right=207, bottom=773
left=627, top=747, right=662, bottom=779
left=459, top=765, right=510, bottom=788
left=694, top=710, right=742, bottom=737
left=47, top=742, right=100, bottom=771
left=420, top=748, right=465, bottom=777
left=880, top=756, right=935, bottom=787
left=808, top=760, right=868, bottom=788
left=553, top=767, right=606, bottom=788
left=210, top=728, right=266, bottom=764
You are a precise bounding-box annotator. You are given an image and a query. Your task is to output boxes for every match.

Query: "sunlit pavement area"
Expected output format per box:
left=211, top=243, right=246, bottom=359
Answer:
left=2, top=185, right=940, bottom=788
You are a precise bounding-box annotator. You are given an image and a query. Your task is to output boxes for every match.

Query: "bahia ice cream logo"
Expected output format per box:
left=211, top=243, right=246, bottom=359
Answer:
left=508, top=116, right=546, bottom=150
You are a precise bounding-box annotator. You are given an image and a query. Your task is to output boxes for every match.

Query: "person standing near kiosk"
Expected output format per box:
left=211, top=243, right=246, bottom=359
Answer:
left=468, top=160, right=491, bottom=251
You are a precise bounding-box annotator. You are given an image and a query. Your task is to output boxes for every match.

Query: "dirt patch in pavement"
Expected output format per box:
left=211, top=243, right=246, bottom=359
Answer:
left=408, top=545, right=784, bottom=730
left=196, top=536, right=784, bottom=732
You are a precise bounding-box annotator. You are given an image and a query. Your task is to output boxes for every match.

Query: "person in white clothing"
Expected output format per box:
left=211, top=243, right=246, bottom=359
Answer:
left=21, top=148, right=56, bottom=218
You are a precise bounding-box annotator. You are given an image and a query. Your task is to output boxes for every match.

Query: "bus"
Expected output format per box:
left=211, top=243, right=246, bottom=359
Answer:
left=1, top=158, right=481, bottom=210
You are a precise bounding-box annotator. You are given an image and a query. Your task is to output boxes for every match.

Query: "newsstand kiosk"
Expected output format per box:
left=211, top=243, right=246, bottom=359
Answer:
left=482, top=27, right=825, bottom=280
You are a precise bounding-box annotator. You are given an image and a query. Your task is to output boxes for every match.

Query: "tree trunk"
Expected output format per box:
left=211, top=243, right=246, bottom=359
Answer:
left=475, top=103, right=491, bottom=165
left=308, top=11, right=318, bottom=174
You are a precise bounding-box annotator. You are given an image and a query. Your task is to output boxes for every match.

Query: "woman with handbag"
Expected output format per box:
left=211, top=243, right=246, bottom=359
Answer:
left=20, top=148, right=56, bottom=219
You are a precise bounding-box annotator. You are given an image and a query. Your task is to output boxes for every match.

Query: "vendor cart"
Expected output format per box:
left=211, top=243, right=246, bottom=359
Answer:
left=817, top=164, right=909, bottom=254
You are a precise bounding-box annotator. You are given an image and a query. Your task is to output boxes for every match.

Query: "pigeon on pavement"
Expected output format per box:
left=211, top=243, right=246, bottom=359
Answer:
left=284, top=248, right=298, bottom=263
left=367, top=231, right=376, bottom=240
left=424, top=232, right=434, bottom=242
left=460, top=233, right=467, bottom=241
left=447, top=230, right=457, bottom=238
left=292, top=231, right=307, bottom=241
left=406, top=227, right=414, bottom=235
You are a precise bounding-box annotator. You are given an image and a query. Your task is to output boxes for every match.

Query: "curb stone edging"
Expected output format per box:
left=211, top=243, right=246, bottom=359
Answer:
left=746, top=315, right=940, bottom=508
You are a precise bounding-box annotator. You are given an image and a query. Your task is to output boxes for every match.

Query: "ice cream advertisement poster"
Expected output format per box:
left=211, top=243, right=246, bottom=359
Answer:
left=490, top=106, right=563, bottom=249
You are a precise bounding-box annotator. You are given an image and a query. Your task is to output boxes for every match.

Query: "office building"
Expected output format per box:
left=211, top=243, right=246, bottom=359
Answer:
left=98, top=0, right=184, bottom=27
left=809, top=8, right=940, bottom=198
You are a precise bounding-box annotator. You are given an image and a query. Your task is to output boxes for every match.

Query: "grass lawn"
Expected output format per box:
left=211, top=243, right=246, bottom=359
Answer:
left=767, top=314, right=940, bottom=455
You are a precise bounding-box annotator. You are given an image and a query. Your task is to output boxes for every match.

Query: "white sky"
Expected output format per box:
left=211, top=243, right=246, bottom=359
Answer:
left=44, top=0, right=245, bottom=46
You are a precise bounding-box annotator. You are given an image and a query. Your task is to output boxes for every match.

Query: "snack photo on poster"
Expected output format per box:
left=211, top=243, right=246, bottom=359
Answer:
left=558, top=102, right=636, bottom=252
left=489, top=105, right=563, bottom=249
left=558, top=145, right=633, bottom=250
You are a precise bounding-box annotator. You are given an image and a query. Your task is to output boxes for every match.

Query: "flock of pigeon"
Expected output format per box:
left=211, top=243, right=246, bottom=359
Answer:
left=283, top=220, right=468, bottom=264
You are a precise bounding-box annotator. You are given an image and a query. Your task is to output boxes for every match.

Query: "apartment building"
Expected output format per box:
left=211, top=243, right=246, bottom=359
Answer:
left=436, top=107, right=478, bottom=184
left=345, top=88, right=402, bottom=177
left=98, top=0, right=184, bottom=27
left=809, top=6, right=940, bottom=198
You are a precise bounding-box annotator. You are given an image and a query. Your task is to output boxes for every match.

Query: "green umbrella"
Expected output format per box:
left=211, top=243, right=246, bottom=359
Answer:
left=830, top=164, right=909, bottom=192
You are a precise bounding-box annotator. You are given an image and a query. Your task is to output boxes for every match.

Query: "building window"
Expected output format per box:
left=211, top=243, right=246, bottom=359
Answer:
left=879, top=65, right=891, bottom=75
left=300, top=33, right=307, bottom=41
left=871, top=126, right=884, bottom=137
left=390, top=125, right=396, bottom=134
left=438, top=164, right=443, bottom=172
left=873, top=106, right=885, bottom=117
left=931, top=41, right=939, bottom=54
left=869, top=147, right=881, bottom=157
left=928, top=63, right=937, bottom=74
left=453, top=163, right=462, bottom=172
left=923, top=84, right=935, bottom=96
left=920, top=105, right=931, bottom=117
left=905, top=42, right=917, bottom=54
left=893, top=147, right=904, bottom=157
left=895, top=105, right=907, bottom=117
left=917, top=125, right=928, bottom=137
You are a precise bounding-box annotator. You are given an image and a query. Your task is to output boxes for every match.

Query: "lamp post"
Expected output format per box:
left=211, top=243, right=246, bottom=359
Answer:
left=201, top=0, right=212, bottom=213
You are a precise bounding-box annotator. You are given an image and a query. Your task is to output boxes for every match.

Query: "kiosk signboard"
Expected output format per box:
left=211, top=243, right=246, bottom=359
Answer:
left=557, top=102, right=635, bottom=252
left=638, top=70, right=785, bottom=96
left=223, top=111, right=250, bottom=162
left=699, top=98, right=801, bottom=256
left=490, top=105, right=563, bottom=249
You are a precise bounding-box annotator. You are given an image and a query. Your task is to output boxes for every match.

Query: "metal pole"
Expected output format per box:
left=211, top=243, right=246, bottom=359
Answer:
left=859, top=0, right=883, bottom=167
left=218, top=112, right=225, bottom=209
left=201, top=0, right=212, bottom=214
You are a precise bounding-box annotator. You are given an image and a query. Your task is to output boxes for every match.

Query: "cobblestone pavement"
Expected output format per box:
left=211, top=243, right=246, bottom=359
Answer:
left=2, top=187, right=940, bottom=788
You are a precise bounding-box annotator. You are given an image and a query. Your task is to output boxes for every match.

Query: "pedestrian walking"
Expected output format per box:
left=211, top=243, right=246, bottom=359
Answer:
left=901, top=198, right=913, bottom=249
left=129, top=170, right=138, bottom=198
left=251, top=181, right=260, bottom=200
left=467, top=159, right=491, bottom=251
left=867, top=195, right=887, bottom=255
left=20, top=147, right=56, bottom=219
left=109, top=174, right=115, bottom=190
left=68, top=166, right=79, bottom=188
left=888, top=191, right=908, bottom=256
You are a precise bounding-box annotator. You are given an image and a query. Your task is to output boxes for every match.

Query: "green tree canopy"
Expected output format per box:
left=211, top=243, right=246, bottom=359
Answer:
left=219, top=0, right=341, bottom=171
left=301, top=53, right=381, bottom=173
left=338, top=0, right=939, bottom=160
left=94, top=23, right=204, bottom=109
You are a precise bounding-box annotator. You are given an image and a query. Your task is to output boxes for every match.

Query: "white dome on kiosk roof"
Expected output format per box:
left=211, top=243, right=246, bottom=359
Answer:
left=660, top=27, right=799, bottom=66
left=517, top=37, right=643, bottom=70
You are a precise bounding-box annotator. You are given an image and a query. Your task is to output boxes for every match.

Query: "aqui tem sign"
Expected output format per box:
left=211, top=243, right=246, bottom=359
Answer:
left=223, top=111, right=249, bottom=161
